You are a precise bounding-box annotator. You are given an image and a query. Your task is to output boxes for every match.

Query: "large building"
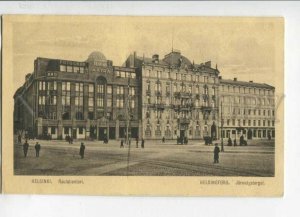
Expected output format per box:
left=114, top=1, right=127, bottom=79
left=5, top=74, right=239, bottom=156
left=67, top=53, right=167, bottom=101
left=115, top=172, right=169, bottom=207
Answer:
left=14, top=50, right=275, bottom=141
left=14, top=51, right=141, bottom=140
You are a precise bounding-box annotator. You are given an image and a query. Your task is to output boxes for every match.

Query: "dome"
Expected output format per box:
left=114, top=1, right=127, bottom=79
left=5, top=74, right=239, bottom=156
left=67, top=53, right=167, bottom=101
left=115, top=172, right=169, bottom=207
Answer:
left=86, top=51, right=107, bottom=62
left=163, top=50, right=192, bottom=67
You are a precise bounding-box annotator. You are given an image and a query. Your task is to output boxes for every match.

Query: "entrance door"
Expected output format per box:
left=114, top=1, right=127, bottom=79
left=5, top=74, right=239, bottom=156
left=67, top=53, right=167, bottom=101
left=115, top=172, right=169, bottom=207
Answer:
left=180, top=130, right=185, bottom=141
left=72, top=129, right=77, bottom=139
left=98, top=127, right=106, bottom=141
left=211, top=123, right=217, bottom=140
left=109, top=127, right=116, bottom=139
left=247, top=129, right=252, bottom=140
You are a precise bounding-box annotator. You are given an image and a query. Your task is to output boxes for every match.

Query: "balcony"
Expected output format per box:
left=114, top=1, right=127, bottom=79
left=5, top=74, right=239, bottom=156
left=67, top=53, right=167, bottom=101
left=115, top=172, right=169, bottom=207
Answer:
left=201, top=106, right=213, bottom=112
left=178, top=118, right=190, bottom=125
left=155, top=91, right=162, bottom=96
left=149, top=103, right=165, bottom=110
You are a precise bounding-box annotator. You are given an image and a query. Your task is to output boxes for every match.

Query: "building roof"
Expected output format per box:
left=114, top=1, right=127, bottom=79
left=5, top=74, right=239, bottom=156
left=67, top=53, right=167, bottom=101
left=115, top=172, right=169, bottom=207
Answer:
left=220, top=79, right=274, bottom=89
left=86, top=51, right=107, bottom=62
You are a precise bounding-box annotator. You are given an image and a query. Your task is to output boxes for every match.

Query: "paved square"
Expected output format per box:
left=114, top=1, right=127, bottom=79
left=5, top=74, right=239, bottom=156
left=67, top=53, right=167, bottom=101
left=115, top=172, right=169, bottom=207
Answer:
left=14, top=138, right=275, bottom=176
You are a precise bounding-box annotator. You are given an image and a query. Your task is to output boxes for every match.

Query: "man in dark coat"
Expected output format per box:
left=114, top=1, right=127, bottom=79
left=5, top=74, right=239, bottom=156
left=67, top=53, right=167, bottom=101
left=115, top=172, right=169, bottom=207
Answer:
left=35, top=142, right=41, bottom=157
left=240, top=135, right=244, bottom=146
left=79, top=142, right=85, bottom=159
left=233, top=138, right=237, bottom=146
left=228, top=137, right=232, bottom=146
left=120, top=139, right=124, bottom=148
left=162, top=136, right=165, bottom=143
left=18, top=134, right=22, bottom=144
left=23, top=140, right=29, bottom=157
left=214, top=143, right=220, bottom=163
left=136, top=137, right=139, bottom=148
left=141, top=138, right=145, bottom=149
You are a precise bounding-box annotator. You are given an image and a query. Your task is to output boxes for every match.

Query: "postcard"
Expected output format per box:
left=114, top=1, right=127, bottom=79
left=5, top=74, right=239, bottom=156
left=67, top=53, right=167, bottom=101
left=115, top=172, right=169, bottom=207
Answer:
left=1, top=15, right=284, bottom=196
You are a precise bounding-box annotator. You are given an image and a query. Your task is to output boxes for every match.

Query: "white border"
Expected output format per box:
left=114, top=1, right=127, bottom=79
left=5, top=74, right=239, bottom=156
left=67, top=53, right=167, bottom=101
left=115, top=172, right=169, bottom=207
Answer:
left=1, top=1, right=300, bottom=217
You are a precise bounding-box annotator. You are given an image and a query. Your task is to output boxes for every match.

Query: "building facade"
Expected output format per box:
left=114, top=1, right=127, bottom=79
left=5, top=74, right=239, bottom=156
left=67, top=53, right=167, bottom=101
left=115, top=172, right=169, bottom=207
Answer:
left=14, top=50, right=275, bottom=141
left=219, top=78, right=275, bottom=140
left=125, top=50, right=220, bottom=141
left=14, top=51, right=141, bottom=140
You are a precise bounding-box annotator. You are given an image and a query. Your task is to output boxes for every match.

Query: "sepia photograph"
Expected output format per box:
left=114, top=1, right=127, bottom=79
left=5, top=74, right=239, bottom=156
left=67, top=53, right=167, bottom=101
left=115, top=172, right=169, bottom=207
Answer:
left=2, top=15, right=284, bottom=195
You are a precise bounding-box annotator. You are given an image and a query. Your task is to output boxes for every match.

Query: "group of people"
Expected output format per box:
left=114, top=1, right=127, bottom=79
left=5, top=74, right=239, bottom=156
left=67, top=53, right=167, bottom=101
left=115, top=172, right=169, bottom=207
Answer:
left=120, top=137, right=145, bottom=148
left=65, top=135, right=73, bottom=144
left=22, top=140, right=41, bottom=158
left=176, top=136, right=188, bottom=145
left=227, top=135, right=248, bottom=146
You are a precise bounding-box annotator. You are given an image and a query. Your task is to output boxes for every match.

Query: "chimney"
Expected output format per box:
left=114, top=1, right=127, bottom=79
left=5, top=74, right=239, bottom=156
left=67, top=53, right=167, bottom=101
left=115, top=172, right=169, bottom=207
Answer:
left=204, top=61, right=211, bottom=68
left=152, top=54, right=159, bottom=63
left=133, top=51, right=136, bottom=67
left=249, top=80, right=253, bottom=83
left=234, top=77, right=237, bottom=81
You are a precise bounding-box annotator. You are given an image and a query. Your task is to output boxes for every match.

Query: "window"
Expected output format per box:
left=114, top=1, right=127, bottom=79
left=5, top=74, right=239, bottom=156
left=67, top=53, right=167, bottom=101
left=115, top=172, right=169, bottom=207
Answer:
left=79, top=127, right=84, bottom=134
left=60, top=65, right=66, bottom=72
left=88, top=98, right=94, bottom=107
left=107, top=85, right=112, bottom=94
left=117, top=86, right=124, bottom=95
left=248, top=120, right=251, bottom=126
left=227, top=119, right=230, bottom=126
left=51, top=127, right=56, bottom=135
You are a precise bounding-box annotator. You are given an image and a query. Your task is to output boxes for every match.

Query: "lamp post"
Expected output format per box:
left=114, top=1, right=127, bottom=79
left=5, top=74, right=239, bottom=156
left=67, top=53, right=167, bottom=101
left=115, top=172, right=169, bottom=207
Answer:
left=221, top=101, right=224, bottom=152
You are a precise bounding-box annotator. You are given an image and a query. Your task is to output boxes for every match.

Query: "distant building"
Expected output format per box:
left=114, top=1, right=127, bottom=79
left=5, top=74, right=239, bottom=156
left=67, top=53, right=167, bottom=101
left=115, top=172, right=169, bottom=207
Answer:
left=219, top=77, right=275, bottom=140
left=14, top=49, right=275, bottom=141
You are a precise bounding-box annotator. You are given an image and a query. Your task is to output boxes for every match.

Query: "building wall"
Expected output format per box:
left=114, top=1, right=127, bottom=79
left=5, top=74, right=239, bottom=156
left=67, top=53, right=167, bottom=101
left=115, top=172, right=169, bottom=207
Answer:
left=139, top=62, right=219, bottom=140
left=219, top=79, right=275, bottom=140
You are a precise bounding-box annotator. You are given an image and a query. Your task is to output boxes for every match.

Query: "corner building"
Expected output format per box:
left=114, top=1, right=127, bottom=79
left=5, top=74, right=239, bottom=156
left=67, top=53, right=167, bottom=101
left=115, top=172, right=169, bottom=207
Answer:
left=14, top=51, right=141, bottom=140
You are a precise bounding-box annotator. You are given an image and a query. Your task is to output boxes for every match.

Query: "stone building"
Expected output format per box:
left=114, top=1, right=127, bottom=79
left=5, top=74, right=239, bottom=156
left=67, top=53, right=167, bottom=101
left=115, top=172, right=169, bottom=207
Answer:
left=219, top=78, right=275, bottom=140
left=14, top=49, right=275, bottom=141
left=125, top=50, right=220, bottom=141
left=14, top=51, right=141, bottom=140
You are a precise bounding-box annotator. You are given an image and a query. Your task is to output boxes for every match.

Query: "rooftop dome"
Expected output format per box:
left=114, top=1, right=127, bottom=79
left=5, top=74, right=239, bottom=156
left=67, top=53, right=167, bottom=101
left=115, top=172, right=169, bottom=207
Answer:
left=163, top=50, right=192, bottom=67
left=86, top=51, right=107, bottom=62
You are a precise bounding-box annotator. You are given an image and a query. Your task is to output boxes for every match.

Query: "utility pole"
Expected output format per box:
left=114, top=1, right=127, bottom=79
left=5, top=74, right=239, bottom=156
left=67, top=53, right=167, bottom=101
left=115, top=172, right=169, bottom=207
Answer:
left=126, top=78, right=131, bottom=176
left=221, top=101, right=224, bottom=152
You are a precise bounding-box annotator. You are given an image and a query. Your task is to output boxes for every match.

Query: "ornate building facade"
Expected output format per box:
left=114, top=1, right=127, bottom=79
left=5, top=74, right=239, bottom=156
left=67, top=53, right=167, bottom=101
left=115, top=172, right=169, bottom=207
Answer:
left=125, top=50, right=220, bottom=140
left=14, top=50, right=275, bottom=141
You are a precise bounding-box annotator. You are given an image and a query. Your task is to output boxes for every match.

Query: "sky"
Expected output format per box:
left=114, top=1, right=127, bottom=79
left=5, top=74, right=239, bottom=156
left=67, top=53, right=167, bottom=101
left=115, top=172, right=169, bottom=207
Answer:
left=11, top=16, right=283, bottom=92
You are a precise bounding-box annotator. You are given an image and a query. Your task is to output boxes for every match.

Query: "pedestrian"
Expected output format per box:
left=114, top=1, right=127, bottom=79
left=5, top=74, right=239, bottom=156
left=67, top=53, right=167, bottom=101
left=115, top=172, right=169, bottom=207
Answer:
left=70, top=137, right=73, bottom=144
left=214, top=143, right=220, bottom=163
left=35, top=142, right=41, bottom=157
left=18, top=134, right=22, bottom=144
left=233, top=138, right=237, bottom=146
left=23, top=140, right=29, bottom=157
left=79, top=142, right=85, bottom=159
left=136, top=137, right=139, bottom=148
left=120, top=139, right=124, bottom=148
left=141, top=138, right=145, bottom=148
left=162, top=136, right=165, bottom=143
left=239, top=135, right=244, bottom=146
left=227, top=137, right=232, bottom=146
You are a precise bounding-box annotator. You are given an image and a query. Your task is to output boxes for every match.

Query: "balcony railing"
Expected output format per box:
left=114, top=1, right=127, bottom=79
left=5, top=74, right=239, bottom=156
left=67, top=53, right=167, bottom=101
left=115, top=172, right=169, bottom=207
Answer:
left=146, top=90, right=151, bottom=96
left=178, top=118, right=190, bottom=125
left=155, top=91, right=162, bottom=96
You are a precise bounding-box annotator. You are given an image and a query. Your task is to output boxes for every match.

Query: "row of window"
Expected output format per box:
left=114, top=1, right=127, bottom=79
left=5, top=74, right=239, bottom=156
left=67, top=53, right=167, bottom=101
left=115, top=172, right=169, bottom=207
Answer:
left=60, top=64, right=85, bottom=74
left=115, top=71, right=136, bottom=79
left=223, top=107, right=275, bottom=116
left=146, top=83, right=214, bottom=95
left=220, top=84, right=274, bottom=95
left=221, top=95, right=274, bottom=105
left=224, top=119, right=275, bottom=127
left=143, top=70, right=216, bottom=84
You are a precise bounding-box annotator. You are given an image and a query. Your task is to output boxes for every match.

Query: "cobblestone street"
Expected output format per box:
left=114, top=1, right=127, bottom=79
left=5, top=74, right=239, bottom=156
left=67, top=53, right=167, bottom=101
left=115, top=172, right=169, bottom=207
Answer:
left=14, top=138, right=275, bottom=176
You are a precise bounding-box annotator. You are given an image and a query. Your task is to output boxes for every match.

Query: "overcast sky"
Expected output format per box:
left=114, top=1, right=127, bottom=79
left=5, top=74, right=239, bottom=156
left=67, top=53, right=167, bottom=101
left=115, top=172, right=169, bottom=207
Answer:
left=12, top=16, right=283, bottom=92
